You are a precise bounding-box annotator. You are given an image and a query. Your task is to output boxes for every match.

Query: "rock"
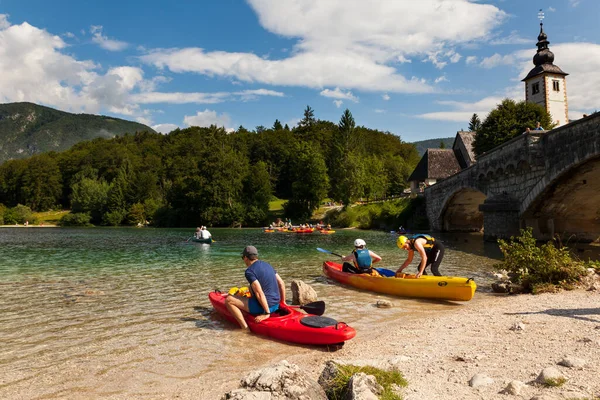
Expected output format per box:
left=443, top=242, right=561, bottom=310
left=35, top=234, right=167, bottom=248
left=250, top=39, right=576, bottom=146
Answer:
left=529, top=395, right=562, bottom=400
left=290, top=280, right=318, bottom=305
left=510, top=322, right=526, bottom=331
left=468, top=373, right=494, bottom=388
left=346, top=372, right=383, bottom=400
left=535, top=367, right=564, bottom=385
left=221, top=390, right=272, bottom=400
left=376, top=300, right=393, bottom=308
left=501, top=380, right=526, bottom=395
left=491, top=281, right=511, bottom=293
left=558, top=357, right=586, bottom=369
left=222, top=360, right=326, bottom=400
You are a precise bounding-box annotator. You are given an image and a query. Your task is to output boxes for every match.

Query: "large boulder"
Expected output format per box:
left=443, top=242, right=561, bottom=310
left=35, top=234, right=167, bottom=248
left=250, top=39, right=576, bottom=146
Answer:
left=221, top=360, right=326, bottom=400
left=290, top=280, right=318, bottom=305
left=346, top=373, right=382, bottom=400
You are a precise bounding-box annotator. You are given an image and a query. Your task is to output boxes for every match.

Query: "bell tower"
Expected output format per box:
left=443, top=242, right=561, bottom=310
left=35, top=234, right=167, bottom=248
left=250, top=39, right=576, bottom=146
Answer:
left=522, top=10, right=569, bottom=127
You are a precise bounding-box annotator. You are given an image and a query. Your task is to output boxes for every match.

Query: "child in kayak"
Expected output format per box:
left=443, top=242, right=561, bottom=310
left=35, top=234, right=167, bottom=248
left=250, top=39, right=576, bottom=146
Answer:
left=341, top=239, right=382, bottom=274
left=225, top=245, right=286, bottom=330
left=396, top=234, right=445, bottom=278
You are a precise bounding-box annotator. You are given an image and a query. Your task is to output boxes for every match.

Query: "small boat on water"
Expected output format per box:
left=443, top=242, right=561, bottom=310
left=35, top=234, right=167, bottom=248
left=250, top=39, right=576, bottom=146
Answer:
left=323, top=261, right=476, bottom=301
left=208, top=291, right=356, bottom=345
left=191, top=237, right=213, bottom=244
left=319, top=229, right=335, bottom=234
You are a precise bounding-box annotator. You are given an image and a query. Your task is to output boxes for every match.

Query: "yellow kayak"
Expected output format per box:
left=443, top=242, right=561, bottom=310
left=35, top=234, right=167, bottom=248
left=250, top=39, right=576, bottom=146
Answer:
left=322, top=261, right=476, bottom=301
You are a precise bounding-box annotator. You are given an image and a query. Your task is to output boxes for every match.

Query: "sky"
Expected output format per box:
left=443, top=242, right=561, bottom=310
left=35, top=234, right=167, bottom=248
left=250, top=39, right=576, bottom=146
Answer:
left=0, top=0, right=599, bottom=142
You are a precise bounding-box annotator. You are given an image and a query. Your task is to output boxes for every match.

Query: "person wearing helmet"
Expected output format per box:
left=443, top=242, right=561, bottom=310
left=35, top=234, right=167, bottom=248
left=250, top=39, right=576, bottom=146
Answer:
left=341, top=239, right=382, bottom=274
left=396, top=234, right=444, bottom=278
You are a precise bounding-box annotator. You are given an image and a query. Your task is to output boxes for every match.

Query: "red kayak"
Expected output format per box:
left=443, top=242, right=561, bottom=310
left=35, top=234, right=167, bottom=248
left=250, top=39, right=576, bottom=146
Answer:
left=208, top=291, right=356, bottom=345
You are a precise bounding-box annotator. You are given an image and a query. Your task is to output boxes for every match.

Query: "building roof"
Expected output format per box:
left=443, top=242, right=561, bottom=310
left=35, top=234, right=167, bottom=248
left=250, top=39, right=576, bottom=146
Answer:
left=522, top=63, right=568, bottom=81
left=453, top=131, right=476, bottom=168
left=408, top=148, right=461, bottom=182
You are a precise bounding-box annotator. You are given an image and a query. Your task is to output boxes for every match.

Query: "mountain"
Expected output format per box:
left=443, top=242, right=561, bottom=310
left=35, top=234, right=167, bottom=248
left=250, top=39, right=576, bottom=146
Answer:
left=412, top=137, right=455, bottom=156
left=0, top=102, right=155, bottom=163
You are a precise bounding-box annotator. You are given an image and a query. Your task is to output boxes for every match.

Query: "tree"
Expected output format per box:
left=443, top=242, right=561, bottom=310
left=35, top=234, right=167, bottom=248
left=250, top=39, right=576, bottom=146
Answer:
left=283, top=143, right=329, bottom=220
left=71, top=177, right=110, bottom=224
left=272, top=119, right=283, bottom=130
left=21, top=154, right=62, bottom=211
left=468, top=113, right=482, bottom=131
left=299, top=105, right=316, bottom=128
left=439, top=141, right=446, bottom=149
left=329, top=109, right=362, bottom=206
left=473, top=99, right=554, bottom=156
left=242, top=161, right=272, bottom=225
left=284, top=124, right=290, bottom=131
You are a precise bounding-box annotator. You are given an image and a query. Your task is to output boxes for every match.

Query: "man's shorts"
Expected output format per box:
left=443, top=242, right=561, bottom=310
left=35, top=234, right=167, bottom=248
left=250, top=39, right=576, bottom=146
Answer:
left=248, top=297, right=280, bottom=315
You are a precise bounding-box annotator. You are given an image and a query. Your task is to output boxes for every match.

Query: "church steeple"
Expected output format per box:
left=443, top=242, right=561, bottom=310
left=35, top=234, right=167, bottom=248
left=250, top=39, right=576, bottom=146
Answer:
left=522, top=10, right=569, bottom=127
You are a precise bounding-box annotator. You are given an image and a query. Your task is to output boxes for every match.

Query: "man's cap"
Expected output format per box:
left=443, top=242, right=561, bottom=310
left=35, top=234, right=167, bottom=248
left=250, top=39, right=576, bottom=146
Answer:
left=241, top=245, right=258, bottom=257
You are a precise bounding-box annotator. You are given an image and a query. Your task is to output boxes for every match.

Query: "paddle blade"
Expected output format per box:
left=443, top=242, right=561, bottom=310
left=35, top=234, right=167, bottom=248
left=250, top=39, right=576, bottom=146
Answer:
left=316, top=247, right=332, bottom=254
left=300, top=300, right=326, bottom=316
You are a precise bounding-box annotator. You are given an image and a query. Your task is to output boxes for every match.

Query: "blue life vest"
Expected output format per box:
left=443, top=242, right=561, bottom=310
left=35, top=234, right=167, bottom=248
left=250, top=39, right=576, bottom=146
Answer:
left=353, top=248, right=372, bottom=271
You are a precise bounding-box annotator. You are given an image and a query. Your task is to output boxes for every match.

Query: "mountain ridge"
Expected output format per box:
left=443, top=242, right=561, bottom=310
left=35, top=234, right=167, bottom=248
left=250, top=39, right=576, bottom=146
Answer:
left=0, top=102, right=155, bottom=163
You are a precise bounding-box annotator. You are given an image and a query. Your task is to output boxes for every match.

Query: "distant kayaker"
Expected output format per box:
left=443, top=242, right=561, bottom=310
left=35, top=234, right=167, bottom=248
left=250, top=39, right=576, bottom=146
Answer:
left=396, top=234, right=445, bottom=278
left=225, top=246, right=286, bottom=330
left=194, top=227, right=201, bottom=239
left=341, top=239, right=382, bottom=274
left=200, top=226, right=212, bottom=239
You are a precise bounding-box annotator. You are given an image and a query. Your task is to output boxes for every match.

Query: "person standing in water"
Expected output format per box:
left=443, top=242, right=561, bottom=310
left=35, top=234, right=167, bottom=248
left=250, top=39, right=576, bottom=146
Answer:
left=396, top=234, right=445, bottom=278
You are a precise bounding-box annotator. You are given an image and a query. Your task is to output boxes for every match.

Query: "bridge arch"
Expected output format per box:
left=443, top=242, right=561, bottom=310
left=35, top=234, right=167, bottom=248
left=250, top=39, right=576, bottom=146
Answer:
left=440, top=187, right=486, bottom=232
left=521, top=155, right=600, bottom=242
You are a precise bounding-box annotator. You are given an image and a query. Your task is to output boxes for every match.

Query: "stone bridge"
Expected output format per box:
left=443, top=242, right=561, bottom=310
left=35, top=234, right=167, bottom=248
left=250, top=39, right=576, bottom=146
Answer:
left=425, top=113, right=600, bottom=242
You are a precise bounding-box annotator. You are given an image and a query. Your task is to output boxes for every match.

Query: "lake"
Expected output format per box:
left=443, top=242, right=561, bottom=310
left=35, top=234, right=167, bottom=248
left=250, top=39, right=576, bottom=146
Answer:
left=0, top=227, right=502, bottom=399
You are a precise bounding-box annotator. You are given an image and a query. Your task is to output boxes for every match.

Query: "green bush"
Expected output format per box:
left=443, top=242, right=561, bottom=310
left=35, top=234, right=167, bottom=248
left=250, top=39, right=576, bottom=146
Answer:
left=496, top=228, right=587, bottom=293
left=59, top=213, right=92, bottom=227
left=325, top=364, right=407, bottom=400
left=0, top=203, right=5, bottom=225
left=3, top=204, right=35, bottom=225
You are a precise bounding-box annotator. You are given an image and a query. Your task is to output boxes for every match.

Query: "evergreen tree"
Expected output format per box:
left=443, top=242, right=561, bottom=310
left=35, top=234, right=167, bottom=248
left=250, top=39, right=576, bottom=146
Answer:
left=21, top=154, right=62, bottom=211
left=468, top=113, right=482, bottom=131
left=329, top=109, right=362, bottom=206
left=439, top=141, right=446, bottom=149
left=284, top=124, right=290, bottom=131
left=299, top=105, right=316, bottom=128
left=272, top=119, right=283, bottom=130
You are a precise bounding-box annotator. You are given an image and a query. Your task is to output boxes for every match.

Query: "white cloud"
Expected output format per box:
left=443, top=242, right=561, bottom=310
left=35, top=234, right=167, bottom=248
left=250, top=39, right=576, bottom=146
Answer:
left=374, top=109, right=386, bottom=113
left=548, top=7, right=556, bottom=12
left=465, top=56, right=478, bottom=65
left=320, top=87, right=358, bottom=102
left=141, top=0, right=506, bottom=93
left=490, top=30, right=531, bottom=45
left=90, top=25, right=128, bottom=51
left=333, top=100, right=343, bottom=108
left=63, top=31, right=75, bottom=38
left=183, top=109, right=233, bottom=130
left=397, top=55, right=411, bottom=63
left=0, top=14, right=10, bottom=30
left=479, top=53, right=515, bottom=68
left=152, top=123, right=179, bottom=134
left=434, top=75, right=448, bottom=84
left=416, top=96, right=504, bottom=122
left=131, top=88, right=284, bottom=104
left=569, top=0, right=581, bottom=7
left=382, top=93, right=390, bottom=101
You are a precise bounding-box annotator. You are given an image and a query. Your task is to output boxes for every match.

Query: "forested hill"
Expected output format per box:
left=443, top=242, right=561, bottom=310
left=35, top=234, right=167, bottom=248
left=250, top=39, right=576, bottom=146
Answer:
left=0, top=102, right=155, bottom=163
left=0, top=108, right=420, bottom=228
left=412, top=137, right=454, bottom=155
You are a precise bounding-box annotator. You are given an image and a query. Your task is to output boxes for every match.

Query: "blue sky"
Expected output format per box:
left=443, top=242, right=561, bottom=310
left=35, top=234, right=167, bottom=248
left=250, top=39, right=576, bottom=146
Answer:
left=0, top=0, right=599, bottom=142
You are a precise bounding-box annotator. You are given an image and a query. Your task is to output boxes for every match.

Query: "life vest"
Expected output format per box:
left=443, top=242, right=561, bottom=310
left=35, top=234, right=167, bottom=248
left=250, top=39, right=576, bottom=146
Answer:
left=408, top=234, right=436, bottom=253
left=353, top=248, right=372, bottom=271
left=228, top=286, right=252, bottom=297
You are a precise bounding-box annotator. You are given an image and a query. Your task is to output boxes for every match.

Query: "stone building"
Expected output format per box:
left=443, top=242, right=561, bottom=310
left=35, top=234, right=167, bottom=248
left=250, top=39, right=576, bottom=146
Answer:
left=522, top=20, right=569, bottom=127
left=408, top=131, right=473, bottom=193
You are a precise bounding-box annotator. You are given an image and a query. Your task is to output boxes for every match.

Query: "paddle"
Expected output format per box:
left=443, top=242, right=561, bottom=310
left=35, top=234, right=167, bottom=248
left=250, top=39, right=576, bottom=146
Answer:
left=316, top=247, right=343, bottom=258
left=288, top=300, right=326, bottom=316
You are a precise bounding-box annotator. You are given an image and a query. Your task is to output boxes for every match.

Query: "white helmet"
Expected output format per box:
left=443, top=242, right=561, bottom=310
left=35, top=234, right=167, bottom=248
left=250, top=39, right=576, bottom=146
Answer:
left=354, top=238, right=366, bottom=247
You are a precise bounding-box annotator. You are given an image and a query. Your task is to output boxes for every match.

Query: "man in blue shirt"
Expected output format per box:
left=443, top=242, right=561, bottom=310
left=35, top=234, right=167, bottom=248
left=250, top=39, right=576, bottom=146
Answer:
left=225, top=246, right=286, bottom=330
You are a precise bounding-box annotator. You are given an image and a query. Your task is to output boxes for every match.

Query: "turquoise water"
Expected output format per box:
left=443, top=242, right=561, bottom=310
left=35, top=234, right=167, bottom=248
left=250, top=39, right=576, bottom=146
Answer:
left=0, top=227, right=501, bottom=399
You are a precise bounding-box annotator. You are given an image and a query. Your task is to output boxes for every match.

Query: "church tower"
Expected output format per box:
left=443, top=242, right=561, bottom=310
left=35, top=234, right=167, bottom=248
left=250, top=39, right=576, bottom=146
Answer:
left=522, top=14, right=569, bottom=127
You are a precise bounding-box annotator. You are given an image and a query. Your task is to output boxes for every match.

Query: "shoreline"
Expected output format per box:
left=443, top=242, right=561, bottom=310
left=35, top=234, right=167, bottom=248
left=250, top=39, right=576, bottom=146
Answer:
left=208, top=289, right=600, bottom=400
left=0, top=224, right=58, bottom=228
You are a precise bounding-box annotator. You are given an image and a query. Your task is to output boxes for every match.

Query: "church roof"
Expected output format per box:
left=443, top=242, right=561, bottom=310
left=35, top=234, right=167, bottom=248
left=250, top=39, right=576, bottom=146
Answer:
left=522, top=22, right=568, bottom=81
left=453, top=131, right=476, bottom=168
left=408, top=149, right=461, bottom=182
